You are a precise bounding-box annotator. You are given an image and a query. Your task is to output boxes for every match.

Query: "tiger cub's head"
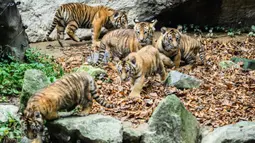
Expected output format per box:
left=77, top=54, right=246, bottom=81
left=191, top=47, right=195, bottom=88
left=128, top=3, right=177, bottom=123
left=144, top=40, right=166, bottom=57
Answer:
left=133, top=19, right=157, bottom=45
left=109, top=10, right=128, bottom=29
left=21, top=108, right=44, bottom=139
left=116, top=53, right=138, bottom=81
left=160, top=27, right=181, bottom=51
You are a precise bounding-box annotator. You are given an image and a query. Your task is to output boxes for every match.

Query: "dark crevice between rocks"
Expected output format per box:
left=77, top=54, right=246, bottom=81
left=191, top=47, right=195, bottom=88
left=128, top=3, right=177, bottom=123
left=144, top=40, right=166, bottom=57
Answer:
left=46, top=122, right=92, bottom=143
left=152, top=0, right=255, bottom=31
left=154, top=0, right=223, bottom=31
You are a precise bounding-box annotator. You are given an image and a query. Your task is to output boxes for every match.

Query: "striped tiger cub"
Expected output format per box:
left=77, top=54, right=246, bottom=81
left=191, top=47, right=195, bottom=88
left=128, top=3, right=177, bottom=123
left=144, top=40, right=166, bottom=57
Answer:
left=94, top=19, right=158, bottom=66
left=21, top=72, right=115, bottom=140
left=46, top=3, right=128, bottom=47
left=116, top=45, right=167, bottom=98
left=133, top=19, right=158, bottom=46
left=94, top=29, right=142, bottom=66
left=156, top=27, right=205, bottom=68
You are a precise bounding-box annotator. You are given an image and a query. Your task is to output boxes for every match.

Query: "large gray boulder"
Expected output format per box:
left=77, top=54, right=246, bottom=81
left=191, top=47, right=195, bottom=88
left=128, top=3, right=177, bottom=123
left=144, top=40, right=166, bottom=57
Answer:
left=122, top=122, right=149, bottom=143
left=0, top=0, right=30, bottom=61
left=19, top=69, right=50, bottom=113
left=164, top=70, right=202, bottom=89
left=141, top=94, right=200, bottom=143
left=18, top=0, right=255, bottom=42
left=74, top=65, right=107, bottom=79
left=18, top=0, right=139, bottom=42
left=201, top=121, right=255, bottom=143
left=47, top=114, right=123, bottom=143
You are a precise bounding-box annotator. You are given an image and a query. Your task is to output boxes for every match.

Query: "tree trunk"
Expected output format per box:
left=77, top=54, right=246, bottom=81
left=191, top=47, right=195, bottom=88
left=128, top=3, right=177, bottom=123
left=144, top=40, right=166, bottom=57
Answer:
left=0, top=0, right=29, bottom=61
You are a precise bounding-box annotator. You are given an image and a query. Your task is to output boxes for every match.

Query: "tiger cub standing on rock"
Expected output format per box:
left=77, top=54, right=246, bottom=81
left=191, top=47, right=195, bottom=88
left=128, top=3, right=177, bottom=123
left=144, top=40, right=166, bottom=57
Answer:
left=46, top=3, right=128, bottom=47
left=95, top=19, right=158, bottom=66
left=156, top=27, right=205, bottom=68
left=116, top=45, right=167, bottom=98
left=20, top=72, right=115, bottom=141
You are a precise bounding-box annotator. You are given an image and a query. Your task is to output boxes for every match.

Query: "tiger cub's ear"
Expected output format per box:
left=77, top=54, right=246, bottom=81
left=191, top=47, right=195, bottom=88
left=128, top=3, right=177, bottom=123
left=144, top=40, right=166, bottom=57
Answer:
left=130, top=56, right=136, bottom=65
left=113, top=11, right=119, bottom=19
left=34, top=111, right=41, bottom=118
left=150, top=19, right=158, bottom=27
left=150, top=19, right=158, bottom=31
left=177, top=25, right=183, bottom=33
left=133, top=18, right=139, bottom=24
left=161, top=27, right=167, bottom=34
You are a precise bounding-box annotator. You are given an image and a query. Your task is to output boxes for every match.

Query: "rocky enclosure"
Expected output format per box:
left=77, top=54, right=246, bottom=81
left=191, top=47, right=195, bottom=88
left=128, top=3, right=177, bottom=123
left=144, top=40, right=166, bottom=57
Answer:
left=0, top=0, right=29, bottom=61
left=17, top=0, right=255, bottom=42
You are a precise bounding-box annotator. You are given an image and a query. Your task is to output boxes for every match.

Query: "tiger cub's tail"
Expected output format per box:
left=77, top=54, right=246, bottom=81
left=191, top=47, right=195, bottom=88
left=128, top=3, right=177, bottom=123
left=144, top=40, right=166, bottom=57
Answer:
left=90, top=88, right=116, bottom=108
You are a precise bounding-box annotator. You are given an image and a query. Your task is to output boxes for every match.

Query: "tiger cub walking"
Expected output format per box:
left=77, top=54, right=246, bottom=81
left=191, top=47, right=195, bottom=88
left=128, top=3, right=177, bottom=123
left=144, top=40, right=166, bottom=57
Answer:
left=46, top=3, right=128, bottom=47
left=95, top=29, right=142, bottom=66
left=21, top=72, right=115, bottom=140
left=116, top=45, right=167, bottom=98
left=156, top=27, right=205, bottom=68
left=95, top=19, right=158, bottom=66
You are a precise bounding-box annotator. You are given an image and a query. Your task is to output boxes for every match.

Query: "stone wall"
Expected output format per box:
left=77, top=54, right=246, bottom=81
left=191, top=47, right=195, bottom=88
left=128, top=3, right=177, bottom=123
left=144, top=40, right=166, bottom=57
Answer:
left=17, top=0, right=255, bottom=42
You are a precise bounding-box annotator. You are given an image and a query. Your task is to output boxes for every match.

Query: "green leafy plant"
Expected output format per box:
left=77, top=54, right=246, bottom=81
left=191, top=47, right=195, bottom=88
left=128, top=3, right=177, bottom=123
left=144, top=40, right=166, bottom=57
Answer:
left=0, top=96, right=8, bottom=103
left=0, top=113, right=22, bottom=142
left=0, top=48, right=64, bottom=96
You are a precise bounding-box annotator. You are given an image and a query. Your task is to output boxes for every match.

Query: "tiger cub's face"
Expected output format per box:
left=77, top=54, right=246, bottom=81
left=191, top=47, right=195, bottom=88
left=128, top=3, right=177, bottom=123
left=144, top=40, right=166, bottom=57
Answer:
left=109, top=11, right=128, bottom=29
left=21, top=110, right=44, bottom=139
left=161, top=27, right=181, bottom=51
left=116, top=55, right=137, bottom=81
left=133, top=19, right=157, bottom=45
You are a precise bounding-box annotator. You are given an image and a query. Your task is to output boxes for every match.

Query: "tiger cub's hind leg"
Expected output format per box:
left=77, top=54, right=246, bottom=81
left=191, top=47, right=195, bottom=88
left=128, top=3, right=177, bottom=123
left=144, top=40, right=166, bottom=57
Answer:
left=158, top=59, right=167, bottom=82
left=77, top=101, right=93, bottom=116
left=76, top=89, right=93, bottom=116
left=173, top=49, right=181, bottom=68
left=159, top=53, right=175, bottom=68
left=66, top=21, right=81, bottom=42
left=56, top=24, right=65, bottom=48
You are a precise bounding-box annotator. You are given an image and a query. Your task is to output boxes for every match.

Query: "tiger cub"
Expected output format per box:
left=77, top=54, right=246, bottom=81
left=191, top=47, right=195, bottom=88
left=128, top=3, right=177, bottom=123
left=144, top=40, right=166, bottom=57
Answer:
left=156, top=27, right=205, bottom=68
left=21, top=72, right=115, bottom=140
left=46, top=3, right=128, bottom=47
left=95, top=19, right=158, bottom=66
left=133, top=19, right=158, bottom=46
left=116, top=45, right=167, bottom=98
left=94, top=29, right=142, bottom=66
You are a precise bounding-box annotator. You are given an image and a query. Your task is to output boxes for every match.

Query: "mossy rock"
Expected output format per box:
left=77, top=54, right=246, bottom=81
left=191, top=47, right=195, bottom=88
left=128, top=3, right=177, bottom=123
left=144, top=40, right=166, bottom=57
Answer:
left=19, top=69, right=50, bottom=113
left=74, top=65, right=107, bottom=79
left=231, top=57, right=255, bottom=70
left=219, top=60, right=240, bottom=69
left=142, top=95, right=200, bottom=143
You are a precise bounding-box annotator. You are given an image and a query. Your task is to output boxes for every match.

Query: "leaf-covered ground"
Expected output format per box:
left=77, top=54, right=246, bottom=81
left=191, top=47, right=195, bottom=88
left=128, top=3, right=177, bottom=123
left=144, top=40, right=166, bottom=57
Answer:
left=53, top=37, right=255, bottom=128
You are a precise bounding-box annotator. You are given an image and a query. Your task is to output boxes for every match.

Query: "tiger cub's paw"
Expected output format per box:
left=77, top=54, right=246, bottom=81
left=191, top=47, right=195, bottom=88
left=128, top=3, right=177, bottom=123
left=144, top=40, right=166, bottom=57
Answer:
left=128, top=93, right=141, bottom=99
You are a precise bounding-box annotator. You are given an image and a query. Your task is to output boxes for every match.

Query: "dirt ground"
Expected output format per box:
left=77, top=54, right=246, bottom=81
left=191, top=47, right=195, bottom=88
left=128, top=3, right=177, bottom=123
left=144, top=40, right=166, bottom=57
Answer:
left=30, top=32, right=247, bottom=59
